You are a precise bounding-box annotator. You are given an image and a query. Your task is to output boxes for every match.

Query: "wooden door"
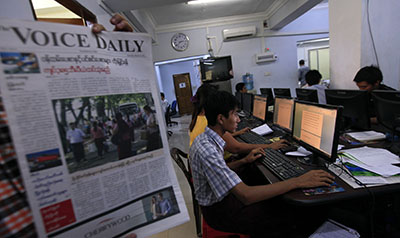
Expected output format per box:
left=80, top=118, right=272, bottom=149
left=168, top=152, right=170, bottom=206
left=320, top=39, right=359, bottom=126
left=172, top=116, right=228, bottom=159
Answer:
left=173, top=73, right=193, bottom=115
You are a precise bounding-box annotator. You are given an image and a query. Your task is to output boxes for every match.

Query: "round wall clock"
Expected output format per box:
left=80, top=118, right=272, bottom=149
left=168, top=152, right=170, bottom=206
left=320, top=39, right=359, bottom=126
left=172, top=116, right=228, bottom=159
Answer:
left=171, top=33, right=189, bottom=51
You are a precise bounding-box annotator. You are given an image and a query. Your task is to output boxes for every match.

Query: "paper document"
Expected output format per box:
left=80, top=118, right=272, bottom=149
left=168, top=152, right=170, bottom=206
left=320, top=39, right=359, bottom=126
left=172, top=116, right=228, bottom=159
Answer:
left=285, top=146, right=312, bottom=157
left=310, top=219, right=360, bottom=238
left=251, top=124, right=273, bottom=136
left=340, top=147, right=400, bottom=177
left=345, top=131, right=386, bottom=142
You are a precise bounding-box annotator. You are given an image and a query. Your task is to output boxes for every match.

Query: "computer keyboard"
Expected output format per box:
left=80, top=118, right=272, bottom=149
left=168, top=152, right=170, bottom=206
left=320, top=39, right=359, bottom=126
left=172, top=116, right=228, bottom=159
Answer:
left=237, top=118, right=263, bottom=130
left=239, top=131, right=268, bottom=144
left=260, top=148, right=307, bottom=180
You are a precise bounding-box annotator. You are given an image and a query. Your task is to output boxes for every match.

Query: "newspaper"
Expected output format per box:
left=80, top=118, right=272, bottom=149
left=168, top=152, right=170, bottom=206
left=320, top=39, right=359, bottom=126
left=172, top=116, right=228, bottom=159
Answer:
left=0, top=19, right=189, bottom=238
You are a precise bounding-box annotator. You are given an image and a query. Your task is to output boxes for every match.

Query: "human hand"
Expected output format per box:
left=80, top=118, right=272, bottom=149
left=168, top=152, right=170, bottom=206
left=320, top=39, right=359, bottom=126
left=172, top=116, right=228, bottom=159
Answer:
left=236, top=127, right=250, bottom=135
left=292, top=170, right=334, bottom=188
left=92, top=14, right=133, bottom=33
left=266, top=139, right=288, bottom=150
left=124, top=233, right=137, bottom=238
left=244, top=147, right=265, bottom=163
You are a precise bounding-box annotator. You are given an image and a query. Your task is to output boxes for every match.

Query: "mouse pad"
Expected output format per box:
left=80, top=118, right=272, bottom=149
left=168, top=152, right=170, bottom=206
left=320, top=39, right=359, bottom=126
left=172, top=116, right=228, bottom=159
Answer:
left=302, top=182, right=345, bottom=196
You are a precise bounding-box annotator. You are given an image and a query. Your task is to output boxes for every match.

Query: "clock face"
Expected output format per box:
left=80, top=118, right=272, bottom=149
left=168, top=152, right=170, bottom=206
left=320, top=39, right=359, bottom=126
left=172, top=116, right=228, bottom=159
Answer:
left=171, top=33, right=189, bottom=51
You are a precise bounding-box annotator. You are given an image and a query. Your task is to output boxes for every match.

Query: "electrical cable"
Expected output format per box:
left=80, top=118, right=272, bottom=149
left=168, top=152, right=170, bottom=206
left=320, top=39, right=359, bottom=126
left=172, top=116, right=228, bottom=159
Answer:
left=366, top=0, right=379, bottom=67
left=330, top=156, right=376, bottom=237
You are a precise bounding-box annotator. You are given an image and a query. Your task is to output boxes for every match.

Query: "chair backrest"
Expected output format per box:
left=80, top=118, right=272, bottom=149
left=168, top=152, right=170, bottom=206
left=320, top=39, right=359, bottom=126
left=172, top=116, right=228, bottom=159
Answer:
left=165, top=105, right=171, bottom=123
left=171, top=100, right=177, bottom=114
left=170, top=147, right=193, bottom=191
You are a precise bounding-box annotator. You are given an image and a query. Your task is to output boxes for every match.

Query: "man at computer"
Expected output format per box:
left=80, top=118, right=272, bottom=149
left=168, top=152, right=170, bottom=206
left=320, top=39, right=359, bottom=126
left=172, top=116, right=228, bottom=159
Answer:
left=353, top=65, right=395, bottom=123
left=353, top=65, right=395, bottom=92
left=189, top=91, right=334, bottom=237
left=235, top=82, right=247, bottom=93
left=305, top=70, right=327, bottom=104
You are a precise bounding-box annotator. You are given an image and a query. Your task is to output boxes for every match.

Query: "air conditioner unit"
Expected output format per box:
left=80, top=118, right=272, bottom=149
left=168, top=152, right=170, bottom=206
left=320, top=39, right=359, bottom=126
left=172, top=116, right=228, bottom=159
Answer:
left=222, top=26, right=256, bottom=41
left=255, top=52, right=277, bottom=64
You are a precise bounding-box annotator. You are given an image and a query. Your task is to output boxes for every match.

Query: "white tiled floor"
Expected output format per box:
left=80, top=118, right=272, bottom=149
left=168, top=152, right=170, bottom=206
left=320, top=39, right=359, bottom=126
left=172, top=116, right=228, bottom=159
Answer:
left=148, top=115, right=199, bottom=238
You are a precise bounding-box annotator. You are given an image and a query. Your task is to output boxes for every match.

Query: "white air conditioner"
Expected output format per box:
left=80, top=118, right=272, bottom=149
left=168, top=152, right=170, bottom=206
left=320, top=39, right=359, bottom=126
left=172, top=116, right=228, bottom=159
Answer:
left=222, top=26, right=256, bottom=41
left=255, top=52, right=277, bottom=64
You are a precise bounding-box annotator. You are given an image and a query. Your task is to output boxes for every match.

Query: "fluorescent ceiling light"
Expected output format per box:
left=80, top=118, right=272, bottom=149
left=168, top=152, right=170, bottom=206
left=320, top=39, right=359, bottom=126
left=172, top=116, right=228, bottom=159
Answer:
left=187, top=0, right=234, bottom=5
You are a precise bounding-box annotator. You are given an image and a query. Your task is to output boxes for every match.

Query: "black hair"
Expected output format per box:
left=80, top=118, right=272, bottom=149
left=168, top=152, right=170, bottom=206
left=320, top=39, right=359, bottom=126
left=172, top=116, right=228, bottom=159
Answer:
left=299, top=59, right=305, bottom=65
left=143, top=105, right=152, bottom=113
left=205, top=91, right=238, bottom=126
left=160, top=92, right=165, bottom=98
left=235, top=82, right=246, bottom=93
left=115, top=112, right=129, bottom=131
left=353, top=65, right=382, bottom=85
left=305, top=70, right=322, bottom=86
left=189, top=83, right=218, bottom=132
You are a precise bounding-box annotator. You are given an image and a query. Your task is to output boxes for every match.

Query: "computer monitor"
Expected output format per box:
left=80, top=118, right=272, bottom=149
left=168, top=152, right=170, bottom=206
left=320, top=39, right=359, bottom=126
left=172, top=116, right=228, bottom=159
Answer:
left=325, top=89, right=370, bottom=130
left=260, top=88, right=274, bottom=106
left=200, top=56, right=233, bottom=82
left=296, top=88, right=319, bottom=103
left=252, top=95, right=267, bottom=121
left=273, top=88, right=291, bottom=98
left=242, top=93, right=253, bottom=114
left=292, top=100, right=342, bottom=163
left=371, top=90, right=400, bottom=132
left=235, top=92, right=243, bottom=110
left=273, top=97, right=294, bottom=132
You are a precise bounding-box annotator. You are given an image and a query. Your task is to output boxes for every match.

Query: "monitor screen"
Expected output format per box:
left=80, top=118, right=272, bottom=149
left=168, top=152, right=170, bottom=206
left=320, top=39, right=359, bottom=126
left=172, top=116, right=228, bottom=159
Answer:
left=325, top=89, right=370, bottom=130
left=200, top=56, right=233, bottom=81
left=252, top=95, right=267, bottom=121
left=273, top=97, right=294, bottom=132
left=296, top=88, right=319, bottom=103
left=260, top=88, right=274, bottom=106
left=242, top=93, right=253, bottom=113
left=273, top=88, right=291, bottom=98
left=371, top=90, right=400, bottom=131
left=235, top=92, right=243, bottom=110
left=292, top=100, right=342, bottom=162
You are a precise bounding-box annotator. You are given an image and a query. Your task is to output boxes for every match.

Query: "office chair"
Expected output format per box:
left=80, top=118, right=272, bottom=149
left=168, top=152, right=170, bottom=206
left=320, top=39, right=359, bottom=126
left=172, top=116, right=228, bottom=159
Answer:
left=170, top=100, right=178, bottom=117
left=170, top=148, right=249, bottom=238
left=166, top=105, right=178, bottom=127
left=170, top=147, right=202, bottom=237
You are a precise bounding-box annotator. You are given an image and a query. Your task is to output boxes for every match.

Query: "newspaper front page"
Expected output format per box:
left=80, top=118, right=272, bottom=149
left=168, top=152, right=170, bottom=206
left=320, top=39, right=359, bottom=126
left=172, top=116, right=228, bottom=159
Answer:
left=0, top=19, right=189, bottom=238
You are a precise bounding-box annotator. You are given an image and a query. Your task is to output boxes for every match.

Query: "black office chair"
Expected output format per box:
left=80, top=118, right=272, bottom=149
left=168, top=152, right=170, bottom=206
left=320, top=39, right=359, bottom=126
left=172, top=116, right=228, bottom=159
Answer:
left=166, top=105, right=178, bottom=127
left=170, top=148, right=202, bottom=237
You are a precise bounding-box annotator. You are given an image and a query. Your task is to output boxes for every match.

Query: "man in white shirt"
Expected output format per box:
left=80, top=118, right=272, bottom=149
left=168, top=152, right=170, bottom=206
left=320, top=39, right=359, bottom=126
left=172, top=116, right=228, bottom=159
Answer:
left=305, top=70, right=327, bottom=104
left=66, top=122, right=86, bottom=163
left=160, top=92, right=169, bottom=114
left=298, top=59, right=310, bottom=87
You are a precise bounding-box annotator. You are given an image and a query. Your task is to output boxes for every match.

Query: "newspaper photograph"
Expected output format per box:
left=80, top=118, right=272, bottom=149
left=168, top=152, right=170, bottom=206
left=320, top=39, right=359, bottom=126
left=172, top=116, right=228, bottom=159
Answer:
left=0, top=18, right=189, bottom=238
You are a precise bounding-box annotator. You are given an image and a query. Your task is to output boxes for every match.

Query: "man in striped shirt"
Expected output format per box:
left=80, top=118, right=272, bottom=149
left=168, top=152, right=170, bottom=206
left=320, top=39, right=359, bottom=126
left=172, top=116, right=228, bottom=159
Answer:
left=189, top=91, right=334, bottom=237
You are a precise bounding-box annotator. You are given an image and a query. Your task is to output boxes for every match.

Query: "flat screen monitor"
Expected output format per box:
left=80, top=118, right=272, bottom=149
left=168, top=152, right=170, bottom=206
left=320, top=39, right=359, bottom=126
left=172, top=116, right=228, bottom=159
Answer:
left=242, top=93, right=253, bottom=114
left=273, top=88, right=291, bottom=98
left=292, top=100, right=342, bottom=163
left=325, top=89, right=370, bottom=130
left=252, top=95, right=267, bottom=121
left=273, top=97, right=294, bottom=132
left=260, top=88, right=274, bottom=106
left=235, top=92, right=243, bottom=110
left=371, top=90, right=400, bottom=131
left=200, top=56, right=233, bottom=81
left=296, top=88, right=319, bottom=103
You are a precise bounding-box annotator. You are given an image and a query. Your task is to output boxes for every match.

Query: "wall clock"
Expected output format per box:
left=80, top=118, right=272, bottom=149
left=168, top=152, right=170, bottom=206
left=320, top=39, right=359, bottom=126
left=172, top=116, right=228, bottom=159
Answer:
left=171, top=33, right=189, bottom=51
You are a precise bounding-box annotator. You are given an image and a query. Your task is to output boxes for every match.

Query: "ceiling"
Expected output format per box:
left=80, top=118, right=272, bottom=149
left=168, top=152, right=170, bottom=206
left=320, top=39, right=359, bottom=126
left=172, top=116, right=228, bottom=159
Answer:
left=102, top=0, right=326, bottom=32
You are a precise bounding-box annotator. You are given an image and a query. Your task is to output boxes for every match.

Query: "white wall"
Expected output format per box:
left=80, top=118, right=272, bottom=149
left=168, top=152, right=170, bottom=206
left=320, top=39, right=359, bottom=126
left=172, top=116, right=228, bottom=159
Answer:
left=329, top=0, right=362, bottom=90
left=0, top=0, right=34, bottom=20
left=152, top=6, right=329, bottom=95
left=157, top=60, right=202, bottom=106
left=360, top=0, right=400, bottom=90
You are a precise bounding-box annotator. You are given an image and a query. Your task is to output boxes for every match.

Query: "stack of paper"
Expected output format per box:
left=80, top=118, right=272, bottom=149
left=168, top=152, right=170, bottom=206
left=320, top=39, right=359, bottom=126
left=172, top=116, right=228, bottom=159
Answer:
left=345, top=131, right=386, bottom=142
left=340, top=146, right=400, bottom=177
left=251, top=124, right=273, bottom=136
